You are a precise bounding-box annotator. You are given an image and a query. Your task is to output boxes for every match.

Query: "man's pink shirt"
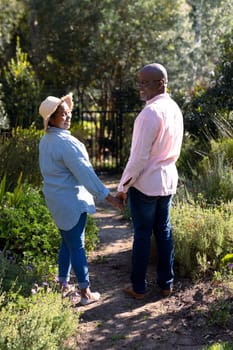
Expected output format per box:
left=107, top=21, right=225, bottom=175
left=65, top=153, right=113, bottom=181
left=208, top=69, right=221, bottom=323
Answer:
left=118, top=93, right=183, bottom=196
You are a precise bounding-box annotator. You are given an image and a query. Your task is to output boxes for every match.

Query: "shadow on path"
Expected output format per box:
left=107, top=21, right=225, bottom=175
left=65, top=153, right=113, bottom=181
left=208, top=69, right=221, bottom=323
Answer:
left=73, top=177, right=232, bottom=350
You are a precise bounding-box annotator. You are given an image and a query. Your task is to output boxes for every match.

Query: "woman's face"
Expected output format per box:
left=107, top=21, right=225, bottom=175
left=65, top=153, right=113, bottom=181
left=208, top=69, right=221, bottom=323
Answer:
left=49, top=102, right=72, bottom=129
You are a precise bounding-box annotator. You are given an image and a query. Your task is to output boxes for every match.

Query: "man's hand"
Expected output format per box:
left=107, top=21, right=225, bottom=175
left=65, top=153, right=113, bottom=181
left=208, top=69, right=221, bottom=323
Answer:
left=106, top=194, right=124, bottom=210
left=116, top=191, right=127, bottom=206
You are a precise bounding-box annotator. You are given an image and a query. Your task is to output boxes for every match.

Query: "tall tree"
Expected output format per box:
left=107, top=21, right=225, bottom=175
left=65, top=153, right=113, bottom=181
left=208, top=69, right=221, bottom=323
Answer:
left=183, top=27, right=233, bottom=140
left=29, top=0, right=190, bottom=108
left=0, top=0, right=25, bottom=66
left=185, top=0, right=233, bottom=87
left=3, top=0, right=233, bottom=113
left=2, top=38, right=42, bottom=129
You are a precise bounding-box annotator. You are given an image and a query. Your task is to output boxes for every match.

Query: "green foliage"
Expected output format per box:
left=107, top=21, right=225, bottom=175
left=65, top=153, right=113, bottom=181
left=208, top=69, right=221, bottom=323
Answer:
left=0, top=180, right=60, bottom=278
left=0, top=286, right=78, bottom=350
left=0, top=125, right=43, bottom=191
left=215, top=30, right=233, bottom=111
left=178, top=137, right=233, bottom=205
left=183, top=27, right=233, bottom=140
left=13, top=0, right=232, bottom=109
left=171, top=201, right=233, bottom=277
left=221, top=254, right=233, bottom=266
left=208, top=138, right=233, bottom=167
left=194, top=138, right=233, bottom=203
left=176, top=133, right=207, bottom=178
left=0, top=1, right=25, bottom=62
left=28, top=0, right=197, bottom=105
left=208, top=298, right=232, bottom=328
left=0, top=252, right=37, bottom=297
left=0, top=176, right=100, bottom=278
left=0, top=83, right=8, bottom=129
left=202, top=343, right=233, bottom=350
left=1, top=37, right=42, bottom=129
left=0, top=175, right=6, bottom=204
left=85, top=215, right=99, bottom=252
left=197, top=156, right=233, bottom=204
left=185, top=1, right=233, bottom=88
left=208, top=253, right=233, bottom=330
left=0, top=0, right=232, bottom=128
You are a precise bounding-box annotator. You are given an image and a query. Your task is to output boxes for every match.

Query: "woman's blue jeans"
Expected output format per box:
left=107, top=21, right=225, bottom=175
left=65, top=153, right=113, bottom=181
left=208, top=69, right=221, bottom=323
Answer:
left=58, top=212, right=90, bottom=289
left=128, top=187, right=174, bottom=294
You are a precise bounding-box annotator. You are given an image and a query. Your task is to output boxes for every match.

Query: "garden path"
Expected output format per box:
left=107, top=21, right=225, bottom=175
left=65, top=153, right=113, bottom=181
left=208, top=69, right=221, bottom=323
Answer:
left=71, top=175, right=232, bottom=350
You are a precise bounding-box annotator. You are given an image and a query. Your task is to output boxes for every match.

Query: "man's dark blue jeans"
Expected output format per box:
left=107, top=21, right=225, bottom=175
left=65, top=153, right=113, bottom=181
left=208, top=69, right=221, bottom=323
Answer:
left=128, top=187, right=174, bottom=294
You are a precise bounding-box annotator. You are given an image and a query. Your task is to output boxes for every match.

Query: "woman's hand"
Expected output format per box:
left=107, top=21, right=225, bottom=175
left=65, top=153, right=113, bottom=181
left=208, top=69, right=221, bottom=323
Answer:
left=116, top=191, right=127, bottom=206
left=106, top=194, right=124, bottom=210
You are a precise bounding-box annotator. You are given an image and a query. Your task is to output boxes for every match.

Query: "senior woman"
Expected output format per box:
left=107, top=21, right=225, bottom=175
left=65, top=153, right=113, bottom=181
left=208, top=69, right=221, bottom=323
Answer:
left=39, top=93, right=123, bottom=306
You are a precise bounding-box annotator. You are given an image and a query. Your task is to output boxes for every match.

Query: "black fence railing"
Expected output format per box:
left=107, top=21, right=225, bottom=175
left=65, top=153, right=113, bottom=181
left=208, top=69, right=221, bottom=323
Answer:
left=74, top=108, right=138, bottom=172
left=0, top=109, right=139, bottom=173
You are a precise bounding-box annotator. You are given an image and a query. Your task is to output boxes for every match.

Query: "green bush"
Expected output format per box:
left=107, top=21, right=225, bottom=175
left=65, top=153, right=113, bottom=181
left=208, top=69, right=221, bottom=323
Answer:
left=0, top=125, right=43, bottom=191
left=210, top=138, right=233, bottom=166
left=202, top=342, right=233, bottom=350
left=196, top=138, right=233, bottom=203
left=177, top=133, right=207, bottom=178
left=0, top=288, right=78, bottom=350
left=1, top=37, right=43, bottom=130
left=0, top=177, right=99, bottom=279
left=0, top=251, right=37, bottom=297
left=171, top=201, right=233, bottom=277
left=177, top=137, right=233, bottom=205
left=85, top=214, right=99, bottom=252
left=0, top=178, right=60, bottom=278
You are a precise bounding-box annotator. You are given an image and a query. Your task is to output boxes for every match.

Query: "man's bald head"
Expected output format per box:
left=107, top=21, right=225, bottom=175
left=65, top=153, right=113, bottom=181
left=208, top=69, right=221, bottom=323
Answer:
left=137, top=63, right=168, bottom=101
left=140, top=63, right=168, bottom=85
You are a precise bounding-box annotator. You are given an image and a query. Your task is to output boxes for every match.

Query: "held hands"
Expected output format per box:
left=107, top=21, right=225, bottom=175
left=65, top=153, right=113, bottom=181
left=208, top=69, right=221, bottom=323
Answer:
left=116, top=191, right=127, bottom=206
left=106, top=193, right=125, bottom=210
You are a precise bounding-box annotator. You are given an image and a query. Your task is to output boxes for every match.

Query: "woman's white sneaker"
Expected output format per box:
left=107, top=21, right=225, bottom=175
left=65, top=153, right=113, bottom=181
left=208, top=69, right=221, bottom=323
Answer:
left=80, top=292, right=100, bottom=306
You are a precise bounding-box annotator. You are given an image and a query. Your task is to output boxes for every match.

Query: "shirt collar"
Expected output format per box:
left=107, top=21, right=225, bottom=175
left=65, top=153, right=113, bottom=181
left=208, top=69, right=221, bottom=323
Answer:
left=146, top=93, right=168, bottom=105
left=47, top=127, right=71, bottom=135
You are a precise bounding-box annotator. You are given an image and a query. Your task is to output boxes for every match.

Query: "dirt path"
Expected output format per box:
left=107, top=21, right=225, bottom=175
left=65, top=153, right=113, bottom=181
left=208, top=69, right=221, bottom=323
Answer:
left=72, top=176, right=232, bottom=350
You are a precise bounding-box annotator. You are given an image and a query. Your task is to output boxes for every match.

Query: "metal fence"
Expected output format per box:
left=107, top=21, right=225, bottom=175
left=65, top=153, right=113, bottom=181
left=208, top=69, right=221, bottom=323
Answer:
left=0, top=109, right=138, bottom=173
left=75, top=108, right=137, bottom=172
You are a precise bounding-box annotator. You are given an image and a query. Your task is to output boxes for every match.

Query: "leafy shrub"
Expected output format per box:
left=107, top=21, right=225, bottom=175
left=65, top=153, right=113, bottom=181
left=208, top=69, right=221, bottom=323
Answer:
left=0, top=176, right=99, bottom=279
left=202, top=342, right=233, bottom=350
left=0, top=287, right=78, bottom=350
left=210, top=138, right=233, bottom=166
left=177, top=133, right=207, bottom=178
left=178, top=137, right=233, bottom=205
left=208, top=298, right=232, bottom=328
left=195, top=138, right=233, bottom=203
left=0, top=178, right=60, bottom=278
left=0, top=125, right=43, bottom=191
left=1, top=37, right=43, bottom=130
left=85, top=214, right=99, bottom=252
left=0, top=251, right=37, bottom=297
left=171, top=201, right=233, bottom=277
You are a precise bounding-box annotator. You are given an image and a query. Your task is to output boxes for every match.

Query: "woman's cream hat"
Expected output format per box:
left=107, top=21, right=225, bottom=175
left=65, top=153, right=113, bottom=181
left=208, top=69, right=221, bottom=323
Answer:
left=39, top=93, right=73, bottom=130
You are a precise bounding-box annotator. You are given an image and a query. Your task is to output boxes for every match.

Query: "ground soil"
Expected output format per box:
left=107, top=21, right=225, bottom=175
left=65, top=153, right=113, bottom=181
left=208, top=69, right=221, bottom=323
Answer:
left=70, top=176, right=233, bottom=350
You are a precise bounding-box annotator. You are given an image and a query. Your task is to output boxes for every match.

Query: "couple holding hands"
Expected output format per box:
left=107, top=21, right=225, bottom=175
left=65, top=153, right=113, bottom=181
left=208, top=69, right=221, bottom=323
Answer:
left=38, top=63, right=183, bottom=306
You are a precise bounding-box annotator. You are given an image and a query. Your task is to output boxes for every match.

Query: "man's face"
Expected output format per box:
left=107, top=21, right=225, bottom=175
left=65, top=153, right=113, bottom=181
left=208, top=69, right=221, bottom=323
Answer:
left=136, top=70, right=163, bottom=101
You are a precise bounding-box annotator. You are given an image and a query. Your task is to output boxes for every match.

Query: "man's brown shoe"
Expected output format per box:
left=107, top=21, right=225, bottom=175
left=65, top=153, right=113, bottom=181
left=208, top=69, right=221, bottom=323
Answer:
left=123, top=285, right=145, bottom=300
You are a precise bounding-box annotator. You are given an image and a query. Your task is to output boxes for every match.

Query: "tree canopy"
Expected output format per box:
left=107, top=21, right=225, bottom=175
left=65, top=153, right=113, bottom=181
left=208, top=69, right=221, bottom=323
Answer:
left=0, top=0, right=233, bottom=128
